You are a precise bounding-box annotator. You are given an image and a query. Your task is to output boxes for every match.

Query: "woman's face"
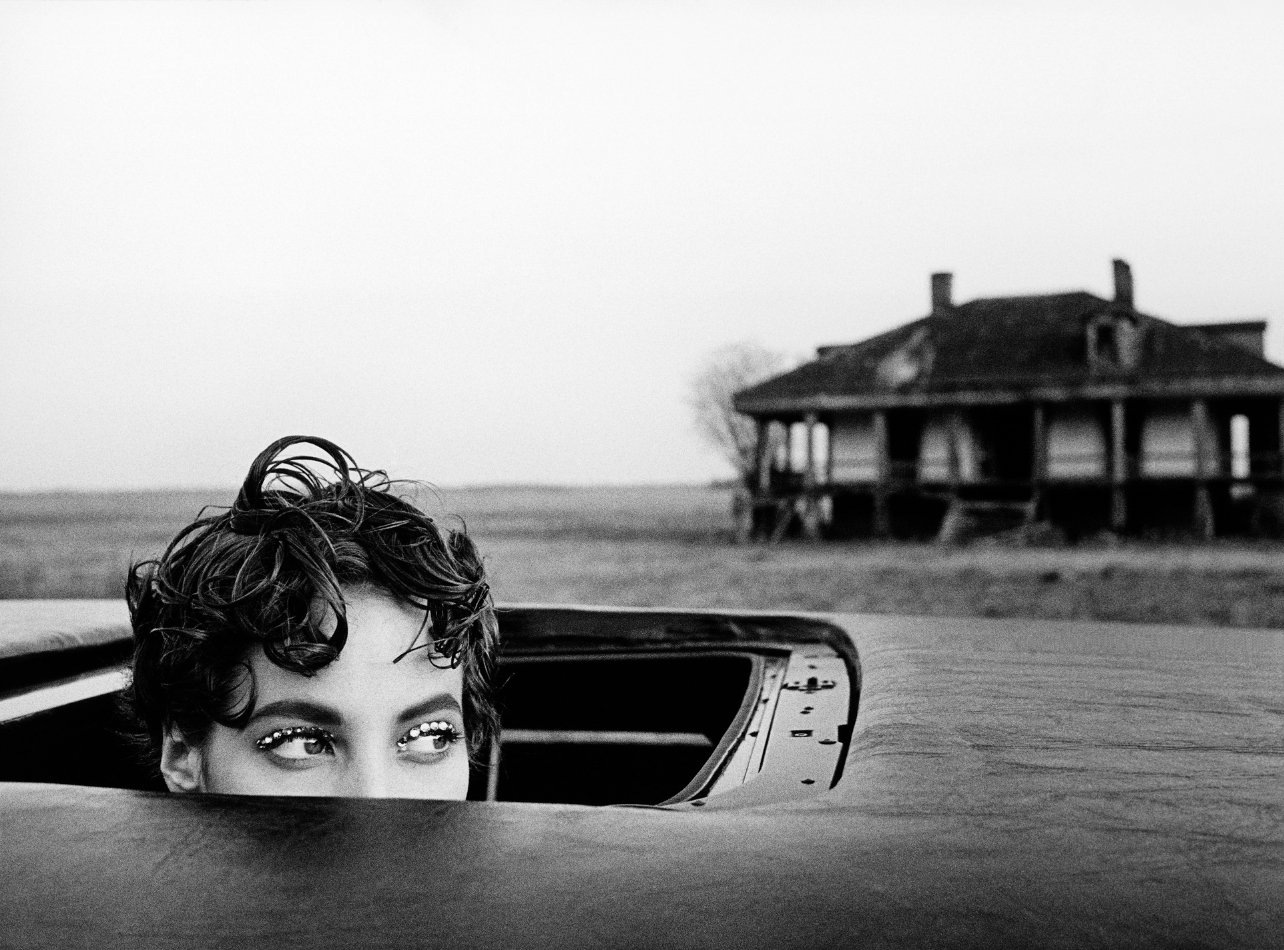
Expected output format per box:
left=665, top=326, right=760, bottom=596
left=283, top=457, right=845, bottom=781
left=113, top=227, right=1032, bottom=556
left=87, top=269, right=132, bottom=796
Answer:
left=162, top=589, right=470, bottom=799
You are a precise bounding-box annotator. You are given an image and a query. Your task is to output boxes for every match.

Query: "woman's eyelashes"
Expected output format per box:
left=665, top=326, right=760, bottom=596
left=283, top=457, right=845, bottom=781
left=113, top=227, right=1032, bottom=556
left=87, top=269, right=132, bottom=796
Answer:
left=255, top=725, right=336, bottom=764
left=396, top=720, right=461, bottom=761
left=252, top=721, right=461, bottom=766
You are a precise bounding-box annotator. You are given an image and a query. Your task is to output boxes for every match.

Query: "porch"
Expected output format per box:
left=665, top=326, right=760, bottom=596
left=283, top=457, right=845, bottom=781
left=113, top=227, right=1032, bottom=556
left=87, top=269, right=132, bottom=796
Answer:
left=743, top=396, right=1284, bottom=541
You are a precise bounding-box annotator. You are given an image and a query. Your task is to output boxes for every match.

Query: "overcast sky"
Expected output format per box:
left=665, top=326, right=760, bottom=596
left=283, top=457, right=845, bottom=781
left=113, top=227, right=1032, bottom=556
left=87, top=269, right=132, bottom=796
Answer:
left=2, top=1, right=1282, bottom=490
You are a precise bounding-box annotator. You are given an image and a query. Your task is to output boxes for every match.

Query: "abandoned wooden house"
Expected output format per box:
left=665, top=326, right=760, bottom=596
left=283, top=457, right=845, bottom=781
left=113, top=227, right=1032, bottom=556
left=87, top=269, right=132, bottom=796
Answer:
left=733, top=260, right=1284, bottom=541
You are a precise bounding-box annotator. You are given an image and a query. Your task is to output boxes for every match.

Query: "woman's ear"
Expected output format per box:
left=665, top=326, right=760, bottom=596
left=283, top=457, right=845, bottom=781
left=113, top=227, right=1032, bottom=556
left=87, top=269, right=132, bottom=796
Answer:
left=159, top=726, right=205, bottom=793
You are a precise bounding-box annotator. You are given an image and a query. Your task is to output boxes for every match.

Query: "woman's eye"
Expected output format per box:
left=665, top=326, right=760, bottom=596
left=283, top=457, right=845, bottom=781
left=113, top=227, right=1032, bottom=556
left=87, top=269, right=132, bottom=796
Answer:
left=397, top=721, right=460, bottom=760
left=255, top=726, right=335, bottom=761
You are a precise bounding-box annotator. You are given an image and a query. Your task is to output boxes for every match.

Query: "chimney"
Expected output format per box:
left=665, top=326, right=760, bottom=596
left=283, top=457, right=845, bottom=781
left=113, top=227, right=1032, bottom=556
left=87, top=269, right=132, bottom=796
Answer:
left=1113, top=259, right=1134, bottom=309
left=931, top=272, right=953, bottom=314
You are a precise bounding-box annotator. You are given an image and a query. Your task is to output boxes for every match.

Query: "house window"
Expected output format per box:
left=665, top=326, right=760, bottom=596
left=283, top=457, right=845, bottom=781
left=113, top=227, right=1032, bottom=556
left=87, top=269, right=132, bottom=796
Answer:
left=1231, top=414, right=1250, bottom=479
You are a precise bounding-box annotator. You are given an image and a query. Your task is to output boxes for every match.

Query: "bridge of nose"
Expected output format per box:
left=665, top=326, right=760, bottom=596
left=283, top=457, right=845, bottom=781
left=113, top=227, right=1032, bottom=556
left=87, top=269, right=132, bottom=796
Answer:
left=336, top=725, right=396, bottom=798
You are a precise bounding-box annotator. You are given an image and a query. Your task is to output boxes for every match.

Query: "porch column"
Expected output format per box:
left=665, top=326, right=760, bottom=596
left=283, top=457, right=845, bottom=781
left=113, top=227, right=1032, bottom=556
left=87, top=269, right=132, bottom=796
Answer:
left=801, top=412, right=821, bottom=539
left=1278, top=398, right=1284, bottom=478
left=1192, top=398, right=1215, bottom=539
left=750, top=419, right=765, bottom=492
left=755, top=420, right=772, bottom=494
left=1031, top=403, right=1047, bottom=519
left=737, top=419, right=768, bottom=543
left=873, top=409, right=891, bottom=537
left=1110, top=399, right=1127, bottom=532
left=802, top=413, right=817, bottom=487
left=825, top=417, right=835, bottom=485
left=946, top=410, right=962, bottom=488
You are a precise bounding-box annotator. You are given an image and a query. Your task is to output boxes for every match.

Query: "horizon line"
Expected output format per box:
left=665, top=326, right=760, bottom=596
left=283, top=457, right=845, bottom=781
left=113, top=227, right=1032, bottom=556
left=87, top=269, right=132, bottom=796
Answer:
left=0, top=478, right=739, bottom=497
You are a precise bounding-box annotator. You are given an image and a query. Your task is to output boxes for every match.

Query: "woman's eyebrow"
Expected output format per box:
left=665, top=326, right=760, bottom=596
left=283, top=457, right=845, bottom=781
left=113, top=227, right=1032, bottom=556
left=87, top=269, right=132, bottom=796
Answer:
left=247, top=700, right=342, bottom=728
left=398, top=694, right=463, bottom=725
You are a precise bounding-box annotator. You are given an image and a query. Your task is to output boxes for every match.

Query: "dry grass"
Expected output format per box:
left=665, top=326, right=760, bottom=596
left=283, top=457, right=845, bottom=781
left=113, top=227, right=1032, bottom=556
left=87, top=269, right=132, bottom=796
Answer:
left=3, top=485, right=1284, bottom=627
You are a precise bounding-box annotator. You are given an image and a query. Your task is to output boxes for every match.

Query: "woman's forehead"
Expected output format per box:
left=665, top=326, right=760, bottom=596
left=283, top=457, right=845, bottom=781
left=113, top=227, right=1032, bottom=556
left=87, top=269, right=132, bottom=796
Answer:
left=335, top=590, right=433, bottom=657
left=250, top=591, right=464, bottom=714
left=305, top=587, right=435, bottom=656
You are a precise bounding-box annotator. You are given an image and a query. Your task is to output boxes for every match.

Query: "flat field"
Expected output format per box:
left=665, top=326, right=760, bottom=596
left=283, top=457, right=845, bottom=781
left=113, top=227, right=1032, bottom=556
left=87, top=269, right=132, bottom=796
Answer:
left=3, top=485, right=1283, bottom=627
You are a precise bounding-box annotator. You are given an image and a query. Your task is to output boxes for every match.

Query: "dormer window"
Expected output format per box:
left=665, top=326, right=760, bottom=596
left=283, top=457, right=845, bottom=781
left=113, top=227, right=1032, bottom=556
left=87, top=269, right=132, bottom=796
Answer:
left=1088, top=312, right=1141, bottom=371
left=1094, top=324, right=1118, bottom=364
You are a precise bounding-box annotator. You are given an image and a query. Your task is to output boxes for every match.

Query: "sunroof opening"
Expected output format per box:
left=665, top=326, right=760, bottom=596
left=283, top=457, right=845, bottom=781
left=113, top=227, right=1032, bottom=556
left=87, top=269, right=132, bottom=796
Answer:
left=0, top=690, right=155, bottom=791
left=472, top=653, right=758, bottom=806
left=0, top=654, right=762, bottom=803
left=0, top=608, right=856, bottom=806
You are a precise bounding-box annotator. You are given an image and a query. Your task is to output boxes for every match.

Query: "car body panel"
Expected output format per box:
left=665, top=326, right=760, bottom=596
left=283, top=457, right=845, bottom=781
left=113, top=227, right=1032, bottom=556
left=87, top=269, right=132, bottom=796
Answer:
left=1, top=602, right=1280, bottom=948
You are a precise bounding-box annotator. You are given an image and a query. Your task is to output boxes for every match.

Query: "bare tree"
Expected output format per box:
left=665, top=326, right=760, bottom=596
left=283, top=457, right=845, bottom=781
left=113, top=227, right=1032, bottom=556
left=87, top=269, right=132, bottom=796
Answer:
left=688, top=341, right=795, bottom=479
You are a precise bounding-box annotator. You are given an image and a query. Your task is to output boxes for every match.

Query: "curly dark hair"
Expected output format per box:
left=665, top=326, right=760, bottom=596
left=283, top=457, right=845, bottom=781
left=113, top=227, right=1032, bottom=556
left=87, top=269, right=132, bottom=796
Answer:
left=126, top=435, right=500, bottom=772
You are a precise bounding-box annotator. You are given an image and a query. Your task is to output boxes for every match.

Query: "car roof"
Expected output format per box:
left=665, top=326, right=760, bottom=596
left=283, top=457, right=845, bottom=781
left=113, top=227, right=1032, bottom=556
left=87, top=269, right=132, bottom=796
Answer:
left=0, top=599, right=127, bottom=661
left=3, top=606, right=1281, bottom=947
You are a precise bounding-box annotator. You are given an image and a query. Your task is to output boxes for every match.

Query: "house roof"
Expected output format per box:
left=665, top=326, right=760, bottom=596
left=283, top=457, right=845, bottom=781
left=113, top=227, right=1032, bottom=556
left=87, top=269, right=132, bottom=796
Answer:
left=735, top=291, right=1284, bottom=414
